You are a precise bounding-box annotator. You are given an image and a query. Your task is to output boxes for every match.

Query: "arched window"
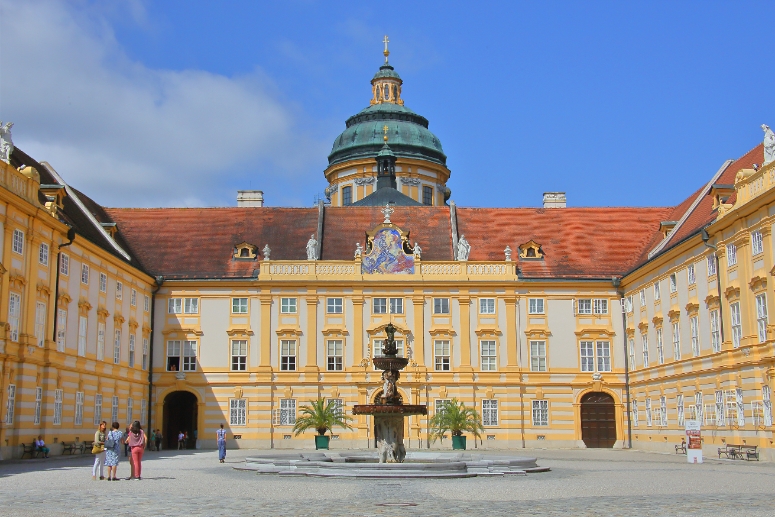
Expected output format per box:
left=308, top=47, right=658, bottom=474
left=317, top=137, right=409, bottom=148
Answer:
left=375, top=86, right=381, bottom=100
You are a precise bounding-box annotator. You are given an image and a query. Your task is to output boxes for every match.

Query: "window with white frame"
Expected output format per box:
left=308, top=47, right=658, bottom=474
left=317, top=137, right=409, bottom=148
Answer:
left=687, top=264, right=696, bottom=285
left=730, top=302, right=742, bottom=348
left=166, top=340, right=197, bottom=371
left=577, top=299, right=592, bottom=314
left=672, top=322, right=681, bottom=360
left=99, top=273, right=107, bottom=293
left=373, top=339, right=404, bottom=358
left=93, top=394, right=102, bottom=426
left=578, top=299, right=607, bottom=314
left=434, top=340, right=450, bottom=371
left=330, top=398, right=344, bottom=418
left=39, top=243, right=49, bottom=266
left=656, top=328, right=664, bottom=365
left=78, top=315, right=87, bottom=356
left=9, top=293, right=21, bottom=342
left=111, top=395, right=119, bottom=424
left=480, top=340, right=497, bottom=371
left=736, top=387, right=745, bottom=427
left=715, top=390, right=725, bottom=426
left=34, top=387, right=42, bottom=425
left=231, top=340, right=247, bottom=371
left=127, top=398, right=133, bottom=424
left=710, top=310, right=721, bottom=353
left=752, top=230, right=763, bottom=255
left=707, top=254, right=717, bottom=276
left=694, top=392, right=703, bottom=424
left=113, top=329, right=121, bottom=364
left=116, top=281, right=123, bottom=300
left=12, top=229, right=24, bottom=255
left=530, top=340, right=547, bottom=372
left=690, top=316, right=699, bottom=356
left=168, top=298, right=182, bottom=314
left=327, top=340, right=343, bottom=371
left=594, top=299, right=608, bottom=314
left=763, top=385, right=773, bottom=427
left=53, top=389, right=63, bottom=425
left=5, top=384, right=15, bottom=425
left=128, top=334, right=136, bottom=368
left=230, top=398, right=246, bottom=426
left=479, top=298, right=495, bottom=314
left=389, top=298, right=404, bottom=314
left=130, top=289, right=137, bottom=307
left=280, top=297, right=297, bottom=314
left=280, top=340, right=296, bottom=371
left=168, top=297, right=198, bottom=314
left=142, top=338, right=148, bottom=370
left=528, top=298, right=544, bottom=314
left=182, top=341, right=197, bottom=370
left=372, top=297, right=403, bottom=314
left=726, top=243, right=737, bottom=266
left=669, top=273, right=677, bottom=293
left=35, top=302, right=46, bottom=347
left=654, top=282, right=661, bottom=301
left=626, top=295, right=633, bottom=313
left=597, top=341, right=611, bottom=371
left=482, top=399, right=498, bottom=426
left=326, top=298, right=343, bottom=314
left=641, top=332, right=649, bottom=368
left=75, top=391, right=84, bottom=426
left=677, top=394, right=685, bottom=427
left=56, top=309, right=66, bottom=351
left=277, top=399, right=296, bottom=426
left=639, top=289, right=646, bottom=306
left=60, top=253, right=69, bottom=275
left=645, top=398, right=652, bottom=427
left=433, top=298, right=450, bottom=314
left=628, top=338, right=636, bottom=369
left=756, top=293, right=768, bottom=343
left=580, top=341, right=595, bottom=372
left=97, top=322, right=105, bottom=361
left=435, top=399, right=450, bottom=415
left=660, top=396, right=667, bottom=427
left=81, top=264, right=89, bottom=284
left=232, top=297, right=248, bottom=314
left=532, top=399, right=548, bottom=426
left=144, top=295, right=150, bottom=312
left=632, top=399, right=639, bottom=426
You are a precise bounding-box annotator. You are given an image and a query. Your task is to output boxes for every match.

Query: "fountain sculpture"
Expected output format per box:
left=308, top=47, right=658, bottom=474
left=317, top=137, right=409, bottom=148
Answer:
left=352, top=323, right=427, bottom=463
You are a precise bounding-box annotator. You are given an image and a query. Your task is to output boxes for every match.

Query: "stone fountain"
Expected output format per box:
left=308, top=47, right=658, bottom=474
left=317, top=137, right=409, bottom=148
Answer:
left=352, top=323, right=427, bottom=463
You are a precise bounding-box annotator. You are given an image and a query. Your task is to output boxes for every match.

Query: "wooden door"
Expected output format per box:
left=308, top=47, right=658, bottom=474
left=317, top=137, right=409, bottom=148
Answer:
left=580, top=392, right=616, bottom=448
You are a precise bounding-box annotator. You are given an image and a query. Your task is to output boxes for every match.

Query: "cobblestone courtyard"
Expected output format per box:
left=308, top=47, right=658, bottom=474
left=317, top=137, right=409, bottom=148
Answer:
left=0, top=448, right=772, bottom=516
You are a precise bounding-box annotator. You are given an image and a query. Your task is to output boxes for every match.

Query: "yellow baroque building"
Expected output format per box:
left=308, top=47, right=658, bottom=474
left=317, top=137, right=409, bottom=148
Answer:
left=1, top=51, right=773, bottom=459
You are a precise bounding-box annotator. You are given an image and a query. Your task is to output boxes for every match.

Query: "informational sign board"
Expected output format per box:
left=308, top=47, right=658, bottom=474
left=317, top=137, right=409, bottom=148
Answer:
left=685, top=420, right=703, bottom=464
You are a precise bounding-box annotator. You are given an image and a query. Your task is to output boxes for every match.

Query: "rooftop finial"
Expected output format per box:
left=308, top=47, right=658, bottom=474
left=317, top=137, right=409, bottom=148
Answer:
left=383, top=125, right=389, bottom=142
left=383, top=35, right=390, bottom=64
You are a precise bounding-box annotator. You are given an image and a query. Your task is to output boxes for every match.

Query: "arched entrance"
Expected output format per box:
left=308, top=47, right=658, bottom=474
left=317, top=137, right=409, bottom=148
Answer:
left=580, top=392, right=616, bottom=448
left=163, top=391, right=198, bottom=450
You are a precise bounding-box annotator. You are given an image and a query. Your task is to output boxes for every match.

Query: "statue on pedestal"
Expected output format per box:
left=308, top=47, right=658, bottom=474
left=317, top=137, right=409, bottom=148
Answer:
left=306, top=235, right=318, bottom=260
left=763, top=124, right=775, bottom=165
left=0, top=121, right=14, bottom=164
left=457, top=235, right=471, bottom=261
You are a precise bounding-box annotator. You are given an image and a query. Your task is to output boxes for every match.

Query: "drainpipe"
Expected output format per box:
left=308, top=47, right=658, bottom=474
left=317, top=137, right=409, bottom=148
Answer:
left=613, top=277, right=632, bottom=449
left=147, top=276, right=163, bottom=432
left=702, top=229, right=724, bottom=342
left=52, top=228, right=76, bottom=342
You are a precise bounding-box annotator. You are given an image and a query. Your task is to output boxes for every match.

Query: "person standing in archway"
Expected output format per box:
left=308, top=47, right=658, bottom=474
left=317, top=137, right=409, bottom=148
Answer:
left=216, top=424, right=227, bottom=463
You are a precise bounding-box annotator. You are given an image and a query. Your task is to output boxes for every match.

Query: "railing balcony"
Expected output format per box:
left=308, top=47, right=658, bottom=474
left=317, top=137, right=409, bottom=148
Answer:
left=0, top=160, right=41, bottom=206
left=259, top=260, right=517, bottom=281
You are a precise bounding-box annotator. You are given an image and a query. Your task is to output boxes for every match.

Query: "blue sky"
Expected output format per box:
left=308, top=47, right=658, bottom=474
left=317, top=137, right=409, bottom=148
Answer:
left=2, top=1, right=774, bottom=208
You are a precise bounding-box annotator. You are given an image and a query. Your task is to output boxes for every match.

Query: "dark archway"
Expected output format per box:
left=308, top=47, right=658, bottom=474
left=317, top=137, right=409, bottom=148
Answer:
left=580, top=392, right=616, bottom=448
left=163, top=391, right=198, bottom=450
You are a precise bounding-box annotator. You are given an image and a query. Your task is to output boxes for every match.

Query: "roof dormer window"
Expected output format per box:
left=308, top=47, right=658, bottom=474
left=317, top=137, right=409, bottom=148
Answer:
left=519, top=240, right=544, bottom=260
left=234, top=241, right=257, bottom=260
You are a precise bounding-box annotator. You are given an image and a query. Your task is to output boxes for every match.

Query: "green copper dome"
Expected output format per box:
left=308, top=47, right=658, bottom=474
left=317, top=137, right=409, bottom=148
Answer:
left=372, top=62, right=402, bottom=80
left=328, top=103, right=447, bottom=166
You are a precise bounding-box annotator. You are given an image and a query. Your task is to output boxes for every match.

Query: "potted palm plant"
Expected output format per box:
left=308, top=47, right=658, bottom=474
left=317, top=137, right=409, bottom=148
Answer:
left=292, top=398, right=354, bottom=450
left=428, top=398, right=484, bottom=450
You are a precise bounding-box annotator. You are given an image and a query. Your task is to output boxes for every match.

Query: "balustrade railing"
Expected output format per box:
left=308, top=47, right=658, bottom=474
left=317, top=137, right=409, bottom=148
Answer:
left=261, top=260, right=516, bottom=279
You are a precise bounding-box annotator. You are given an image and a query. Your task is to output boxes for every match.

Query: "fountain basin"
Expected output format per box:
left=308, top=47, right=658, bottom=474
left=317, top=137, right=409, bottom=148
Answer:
left=372, top=356, right=409, bottom=371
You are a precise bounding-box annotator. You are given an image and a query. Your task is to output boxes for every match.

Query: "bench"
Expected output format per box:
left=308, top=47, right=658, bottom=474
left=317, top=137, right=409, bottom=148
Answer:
left=82, top=441, right=94, bottom=453
left=718, top=444, right=741, bottom=459
left=675, top=443, right=686, bottom=454
left=740, top=445, right=759, bottom=461
left=718, top=444, right=759, bottom=460
left=61, top=441, right=81, bottom=455
left=20, top=442, right=40, bottom=459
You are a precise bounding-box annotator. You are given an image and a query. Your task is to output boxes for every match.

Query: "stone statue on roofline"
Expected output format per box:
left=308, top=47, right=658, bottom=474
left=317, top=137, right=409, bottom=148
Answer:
left=763, top=124, right=775, bottom=165
left=0, top=121, right=14, bottom=164
left=354, top=242, right=363, bottom=258
left=262, top=244, right=271, bottom=260
left=413, top=242, right=422, bottom=259
left=504, top=245, right=513, bottom=262
left=456, top=235, right=471, bottom=261
left=306, top=234, right=318, bottom=261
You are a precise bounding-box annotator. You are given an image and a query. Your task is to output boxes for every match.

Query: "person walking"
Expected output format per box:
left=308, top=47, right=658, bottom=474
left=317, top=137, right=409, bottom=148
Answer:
left=149, top=429, right=156, bottom=451
left=104, top=422, right=123, bottom=480
left=125, top=420, right=147, bottom=480
left=216, top=424, right=227, bottom=463
left=177, top=431, right=184, bottom=450
left=34, top=435, right=50, bottom=458
left=155, top=429, right=162, bottom=451
left=92, top=421, right=107, bottom=480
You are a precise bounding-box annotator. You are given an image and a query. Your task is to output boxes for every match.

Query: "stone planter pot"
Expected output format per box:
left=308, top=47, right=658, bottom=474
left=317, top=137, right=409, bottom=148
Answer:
left=315, top=435, right=330, bottom=450
left=452, top=435, right=467, bottom=450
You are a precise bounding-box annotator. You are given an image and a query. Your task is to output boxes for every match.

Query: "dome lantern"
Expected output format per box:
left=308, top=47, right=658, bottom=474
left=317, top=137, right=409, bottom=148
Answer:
left=370, top=35, right=404, bottom=106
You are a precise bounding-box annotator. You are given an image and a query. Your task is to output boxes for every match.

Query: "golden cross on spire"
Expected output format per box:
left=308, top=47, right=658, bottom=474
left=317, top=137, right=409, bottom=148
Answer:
left=383, top=125, right=389, bottom=142
left=383, top=35, right=390, bottom=63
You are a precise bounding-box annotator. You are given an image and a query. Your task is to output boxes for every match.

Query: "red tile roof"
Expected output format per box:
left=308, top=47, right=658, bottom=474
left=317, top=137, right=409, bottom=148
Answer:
left=456, top=207, right=673, bottom=278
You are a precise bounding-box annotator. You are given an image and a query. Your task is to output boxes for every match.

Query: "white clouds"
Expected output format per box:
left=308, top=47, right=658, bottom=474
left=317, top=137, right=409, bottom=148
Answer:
left=0, top=0, right=326, bottom=207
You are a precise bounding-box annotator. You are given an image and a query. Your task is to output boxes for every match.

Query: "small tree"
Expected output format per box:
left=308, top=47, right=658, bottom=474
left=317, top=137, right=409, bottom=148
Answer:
left=293, top=398, right=354, bottom=437
left=428, top=398, right=484, bottom=442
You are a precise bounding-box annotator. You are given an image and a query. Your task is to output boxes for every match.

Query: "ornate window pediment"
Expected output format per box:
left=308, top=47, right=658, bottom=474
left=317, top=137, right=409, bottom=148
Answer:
left=234, top=242, right=257, bottom=260
left=519, top=240, right=543, bottom=259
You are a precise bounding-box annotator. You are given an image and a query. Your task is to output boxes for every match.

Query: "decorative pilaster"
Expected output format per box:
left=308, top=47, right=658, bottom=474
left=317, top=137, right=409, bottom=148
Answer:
left=304, top=296, right=318, bottom=372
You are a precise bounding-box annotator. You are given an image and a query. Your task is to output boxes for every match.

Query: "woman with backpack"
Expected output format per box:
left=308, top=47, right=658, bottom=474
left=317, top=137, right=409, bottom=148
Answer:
left=104, top=422, right=123, bottom=481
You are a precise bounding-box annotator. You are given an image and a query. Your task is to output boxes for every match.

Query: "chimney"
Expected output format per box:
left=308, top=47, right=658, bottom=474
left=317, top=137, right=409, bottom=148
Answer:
left=237, top=190, right=264, bottom=207
left=543, top=192, right=566, bottom=208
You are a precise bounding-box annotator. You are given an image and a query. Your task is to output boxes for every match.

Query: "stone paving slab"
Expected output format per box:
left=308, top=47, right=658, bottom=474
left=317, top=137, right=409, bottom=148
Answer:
left=0, top=448, right=772, bottom=516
